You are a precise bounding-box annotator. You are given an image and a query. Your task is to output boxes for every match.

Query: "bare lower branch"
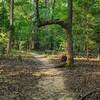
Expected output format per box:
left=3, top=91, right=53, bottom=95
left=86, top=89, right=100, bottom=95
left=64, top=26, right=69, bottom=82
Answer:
left=38, top=19, right=68, bottom=29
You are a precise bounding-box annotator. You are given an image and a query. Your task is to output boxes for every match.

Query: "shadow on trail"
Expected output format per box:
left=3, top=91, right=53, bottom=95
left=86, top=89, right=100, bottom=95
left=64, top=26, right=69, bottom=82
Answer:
left=0, top=57, right=100, bottom=100
left=0, top=56, right=47, bottom=100
left=0, top=56, right=46, bottom=70
left=75, top=59, right=100, bottom=67
left=57, top=62, right=100, bottom=100
left=0, top=56, right=68, bottom=100
left=0, top=73, right=42, bottom=100
left=0, top=56, right=52, bottom=100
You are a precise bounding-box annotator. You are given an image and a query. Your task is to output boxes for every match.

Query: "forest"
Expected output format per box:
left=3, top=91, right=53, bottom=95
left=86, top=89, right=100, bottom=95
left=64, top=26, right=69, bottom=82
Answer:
left=0, top=0, right=100, bottom=100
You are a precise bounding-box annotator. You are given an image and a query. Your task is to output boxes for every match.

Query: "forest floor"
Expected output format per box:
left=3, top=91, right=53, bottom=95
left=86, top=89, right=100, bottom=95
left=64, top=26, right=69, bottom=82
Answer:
left=0, top=53, right=100, bottom=100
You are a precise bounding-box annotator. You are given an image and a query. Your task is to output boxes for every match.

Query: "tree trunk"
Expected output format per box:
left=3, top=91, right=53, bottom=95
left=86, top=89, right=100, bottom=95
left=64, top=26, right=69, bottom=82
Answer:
left=65, top=30, right=74, bottom=65
left=45, top=0, right=49, bottom=50
left=51, top=0, right=56, bottom=19
left=7, top=0, right=14, bottom=55
left=66, top=0, right=74, bottom=65
left=33, top=0, right=40, bottom=50
left=98, top=47, right=100, bottom=59
left=86, top=46, right=89, bottom=60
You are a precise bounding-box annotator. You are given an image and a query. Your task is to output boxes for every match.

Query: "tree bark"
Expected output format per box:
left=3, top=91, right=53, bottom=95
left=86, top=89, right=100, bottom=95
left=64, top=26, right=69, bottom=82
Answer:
left=52, top=0, right=56, bottom=19
left=7, top=0, right=14, bottom=55
left=45, top=0, right=49, bottom=50
left=33, top=0, right=40, bottom=50
left=66, top=0, right=74, bottom=65
left=38, top=19, right=68, bottom=28
left=98, top=47, right=100, bottom=59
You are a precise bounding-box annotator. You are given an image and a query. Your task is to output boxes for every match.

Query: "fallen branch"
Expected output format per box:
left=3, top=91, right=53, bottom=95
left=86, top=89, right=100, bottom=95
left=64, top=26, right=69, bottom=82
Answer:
left=81, top=90, right=100, bottom=100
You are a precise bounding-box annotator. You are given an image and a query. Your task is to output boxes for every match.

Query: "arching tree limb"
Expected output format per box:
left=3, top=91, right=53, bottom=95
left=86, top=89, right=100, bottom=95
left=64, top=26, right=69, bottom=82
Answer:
left=38, top=19, right=68, bottom=29
left=35, top=0, right=74, bottom=65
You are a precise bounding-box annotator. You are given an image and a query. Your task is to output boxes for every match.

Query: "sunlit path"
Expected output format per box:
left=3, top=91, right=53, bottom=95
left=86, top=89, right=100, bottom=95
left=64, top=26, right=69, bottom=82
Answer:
left=0, top=56, right=100, bottom=100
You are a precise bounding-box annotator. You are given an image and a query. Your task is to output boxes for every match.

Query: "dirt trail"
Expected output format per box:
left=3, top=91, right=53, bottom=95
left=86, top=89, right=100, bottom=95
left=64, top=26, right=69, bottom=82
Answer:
left=0, top=55, right=100, bottom=100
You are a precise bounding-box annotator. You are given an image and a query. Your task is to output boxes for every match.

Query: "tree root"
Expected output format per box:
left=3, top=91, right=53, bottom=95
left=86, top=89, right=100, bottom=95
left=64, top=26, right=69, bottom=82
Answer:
left=81, top=90, right=100, bottom=100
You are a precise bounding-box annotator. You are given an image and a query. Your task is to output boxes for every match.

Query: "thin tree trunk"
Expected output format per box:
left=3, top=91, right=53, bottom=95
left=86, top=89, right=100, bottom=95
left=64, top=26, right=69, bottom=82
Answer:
left=45, top=0, right=49, bottom=50
left=52, top=0, right=56, bottom=50
left=7, top=0, right=14, bottom=55
left=33, top=0, right=40, bottom=50
left=86, top=46, right=89, bottom=60
left=52, top=0, right=56, bottom=20
left=86, top=15, right=89, bottom=61
left=98, top=47, right=100, bottom=59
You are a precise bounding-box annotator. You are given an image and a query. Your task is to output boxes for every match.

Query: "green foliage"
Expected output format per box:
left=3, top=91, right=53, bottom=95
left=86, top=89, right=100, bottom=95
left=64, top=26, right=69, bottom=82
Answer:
left=0, top=32, right=8, bottom=45
left=0, top=32, right=8, bottom=55
left=0, top=1, right=9, bottom=32
left=0, top=0, right=100, bottom=55
left=73, top=0, right=100, bottom=53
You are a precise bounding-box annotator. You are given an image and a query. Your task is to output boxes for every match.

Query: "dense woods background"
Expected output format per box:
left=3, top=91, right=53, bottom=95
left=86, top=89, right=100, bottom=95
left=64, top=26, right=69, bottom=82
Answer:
left=0, top=0, right=100, bottom=64
left=0, top=1, right=100, bottom=99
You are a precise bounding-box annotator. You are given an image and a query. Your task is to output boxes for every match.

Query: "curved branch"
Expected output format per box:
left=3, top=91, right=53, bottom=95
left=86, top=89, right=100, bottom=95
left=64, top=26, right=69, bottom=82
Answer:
left=38, top=19, right=68, bottom=29
left=35, top=0, right=68, bottom=29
